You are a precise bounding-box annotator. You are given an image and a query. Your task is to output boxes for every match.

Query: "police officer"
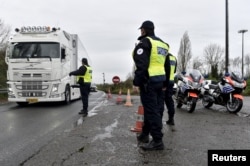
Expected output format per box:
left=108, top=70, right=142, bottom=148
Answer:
left=133, top=20, right=169, bottom=151
left=163, top=53, right=177, bottom=125
left=69, top=58, right=92, bottom=116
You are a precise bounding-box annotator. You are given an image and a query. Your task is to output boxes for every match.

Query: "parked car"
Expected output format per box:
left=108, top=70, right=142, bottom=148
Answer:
left=90, top=84, right=97, bottom=92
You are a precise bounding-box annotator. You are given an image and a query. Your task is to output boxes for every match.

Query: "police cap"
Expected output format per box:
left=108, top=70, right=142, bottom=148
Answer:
left=82, top=58, right=88, bottom=64
left=139, top=20, right=154, bottom=30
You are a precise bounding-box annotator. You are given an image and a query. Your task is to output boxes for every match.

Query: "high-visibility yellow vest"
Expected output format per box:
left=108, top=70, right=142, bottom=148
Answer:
left=77, top=65, right=92, bottom=83
left=147, top=37, right=169, bottom=82
left=169, top=55, right=177, bottom=81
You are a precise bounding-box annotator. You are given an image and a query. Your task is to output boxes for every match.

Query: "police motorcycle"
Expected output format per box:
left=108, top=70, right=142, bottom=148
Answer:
left=201, top=71, right=247, bottom=113
left=174, top=69, right=204, bottom=113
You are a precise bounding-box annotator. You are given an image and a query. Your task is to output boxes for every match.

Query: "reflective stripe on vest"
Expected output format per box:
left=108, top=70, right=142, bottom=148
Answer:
left=77, top=65, right=92, bottom=83
left=169, top=55, right=177, bottom=81
left=147, top=37, right=169, bottom=82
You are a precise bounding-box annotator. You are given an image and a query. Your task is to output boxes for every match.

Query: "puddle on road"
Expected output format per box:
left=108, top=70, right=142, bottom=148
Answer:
left=208, top=106, right=250, bottom=118
left=237, top=112, right=250, bottom=118
left=91, top=119, right=118, bottom=142
left=74, top=99, right=106, bottom=127
left=76, top=117, right=84, bottom=125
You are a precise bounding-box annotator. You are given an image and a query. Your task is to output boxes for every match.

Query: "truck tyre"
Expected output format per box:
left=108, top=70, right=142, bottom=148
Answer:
left=63, top=85, right=71, bottom=105
left=16, top=102, right=29, bottom=107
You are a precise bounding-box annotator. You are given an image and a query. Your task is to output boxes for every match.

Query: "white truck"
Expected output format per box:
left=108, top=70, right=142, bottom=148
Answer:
left=5, top=26, right=85, bottom=106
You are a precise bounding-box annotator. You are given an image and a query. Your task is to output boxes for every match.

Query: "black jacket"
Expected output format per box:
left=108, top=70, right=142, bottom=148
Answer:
left=133, top=34, right=169, bottom=86
left=69, top=65, right=87, bottom=84
left=70, top=65, right=87, bottom=76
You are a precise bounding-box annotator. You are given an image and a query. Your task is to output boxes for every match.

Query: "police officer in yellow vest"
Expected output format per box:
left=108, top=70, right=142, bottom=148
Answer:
left=133, top=20, right=169, bottom=151
left=163, top=53, right=177, bottom=125
left=69, top=58, right=92, bottom=116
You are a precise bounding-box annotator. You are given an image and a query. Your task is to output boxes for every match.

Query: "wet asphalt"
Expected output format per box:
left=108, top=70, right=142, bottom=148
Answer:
left=13, top=95, right=250, bottom=166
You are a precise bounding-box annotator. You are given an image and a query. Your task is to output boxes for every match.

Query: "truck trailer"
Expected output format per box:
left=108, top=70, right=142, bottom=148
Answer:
left=5, top=26, right=85, bottom=106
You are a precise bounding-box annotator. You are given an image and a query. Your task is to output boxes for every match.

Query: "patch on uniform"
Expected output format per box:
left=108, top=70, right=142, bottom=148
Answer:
left=157, top=47, right=168, bottom=56
left=137, top=48, right=143, bottom=55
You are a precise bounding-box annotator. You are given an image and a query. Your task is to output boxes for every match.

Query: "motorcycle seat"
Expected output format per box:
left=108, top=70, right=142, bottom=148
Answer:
left=209, top=84, right=218, bottom=89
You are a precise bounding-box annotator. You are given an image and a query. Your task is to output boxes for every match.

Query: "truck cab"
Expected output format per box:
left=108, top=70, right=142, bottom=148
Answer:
left=5, top=26, right=83, bottom=106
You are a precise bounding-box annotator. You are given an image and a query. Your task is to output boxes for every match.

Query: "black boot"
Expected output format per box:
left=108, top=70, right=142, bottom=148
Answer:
left=79, top=109, right=88, bottom=117
left=137, top=133, right=149, bottom=143
left=140, top=140, right=164, bottom=151
left=166, top=119, right=175, bottom=125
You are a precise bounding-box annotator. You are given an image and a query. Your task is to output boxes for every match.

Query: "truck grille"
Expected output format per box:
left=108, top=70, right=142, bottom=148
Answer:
left=15, top=81, right=49, bottom=97
left=21, top=92, right=44, bottom=97
left=22, top=81, right=42, bottom=90
left=13, top=72, right=51, bottom=81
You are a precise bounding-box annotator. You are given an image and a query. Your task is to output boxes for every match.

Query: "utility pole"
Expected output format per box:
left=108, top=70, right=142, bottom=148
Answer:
left=225, top=0, right=229, bottom=73
left=238, top=29, right=248, bottom=76
left=102, top=72, right=105, bottom=85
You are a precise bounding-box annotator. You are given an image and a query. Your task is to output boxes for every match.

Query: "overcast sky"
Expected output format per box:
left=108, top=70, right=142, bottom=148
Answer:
left=1, top=0, right=250, bottom=83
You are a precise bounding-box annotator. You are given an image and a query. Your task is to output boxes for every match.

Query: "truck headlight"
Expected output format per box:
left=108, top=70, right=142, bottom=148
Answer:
left=51, top=84, right=59, bottom=93
left=8, top=87, right=13, bottom=92
left=8, top=85, right=15, bottom=98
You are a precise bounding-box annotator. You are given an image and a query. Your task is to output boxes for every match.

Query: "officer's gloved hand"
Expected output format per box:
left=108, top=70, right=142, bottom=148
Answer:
left=69, top=72, right=72, bottom=76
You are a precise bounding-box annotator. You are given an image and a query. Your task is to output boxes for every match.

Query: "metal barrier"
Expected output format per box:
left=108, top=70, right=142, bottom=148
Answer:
left=0, top=89, right=7, bottom=94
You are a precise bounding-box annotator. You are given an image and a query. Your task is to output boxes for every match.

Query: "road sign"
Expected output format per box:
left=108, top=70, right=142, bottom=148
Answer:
left=112, top=76, right=120, bottom=84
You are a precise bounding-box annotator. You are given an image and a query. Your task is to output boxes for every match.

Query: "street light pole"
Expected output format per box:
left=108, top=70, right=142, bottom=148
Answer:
left=238, top=29, right=248, bottom=76
left=225, top=0, right=229, bottom=73
left=102, top=72, right=105, bottom=85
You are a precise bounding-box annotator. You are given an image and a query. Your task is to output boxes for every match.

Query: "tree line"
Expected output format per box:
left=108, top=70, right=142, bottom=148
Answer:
left=0, top=19, right=11, bottom=89
left=177, top=31, right=250, bottom=79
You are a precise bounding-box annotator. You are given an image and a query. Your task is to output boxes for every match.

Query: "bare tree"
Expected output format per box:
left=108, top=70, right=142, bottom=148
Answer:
left=245, top=54, right=250, bottom=77
left=218, top=58, right=225, bottom=76
left=203, top=43, right=224, bottom=78
left=177, top=31, right=192, bottom=72
left=0, top=19, right=11, bottom=88
left=0, top=19, right=11, bottom=51
left=231, top=56, right=240, bottom=70
left=192, top=56, right=203, bottom=69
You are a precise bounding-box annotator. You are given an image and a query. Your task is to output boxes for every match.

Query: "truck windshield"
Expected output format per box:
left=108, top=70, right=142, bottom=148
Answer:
left=10, top=42, right=60, bottom=59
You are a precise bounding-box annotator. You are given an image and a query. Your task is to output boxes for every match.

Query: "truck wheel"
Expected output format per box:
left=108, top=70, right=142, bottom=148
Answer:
left=16, top=102, right=29, bottom=107
left=63, top=85, right=71, bottom=105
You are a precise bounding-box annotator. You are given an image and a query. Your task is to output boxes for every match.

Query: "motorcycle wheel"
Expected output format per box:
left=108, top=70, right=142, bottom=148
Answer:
left=202, top=98, right=213, bottom=108
left=177, top=102, right=182, bottom=108
left=226, top=98, right=243, bottom=113
left=187, top=98, right=196, bottom=113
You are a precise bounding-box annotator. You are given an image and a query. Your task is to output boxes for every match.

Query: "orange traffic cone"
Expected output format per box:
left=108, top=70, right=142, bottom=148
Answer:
left=116, top=89, right=123, bottom=104
left=124, top=89, right=133, bottom=106
left=130, top=105, right=144, bottom=133
left=107, top=88, right=112, bottom=99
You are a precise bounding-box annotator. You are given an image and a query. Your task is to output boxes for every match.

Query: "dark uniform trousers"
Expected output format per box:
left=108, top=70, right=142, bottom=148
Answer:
left=164, top=82, right=175, bottom=120
left=139, top=81, right=164, bottom=142
left=79, top=83, right=91, bottom=111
